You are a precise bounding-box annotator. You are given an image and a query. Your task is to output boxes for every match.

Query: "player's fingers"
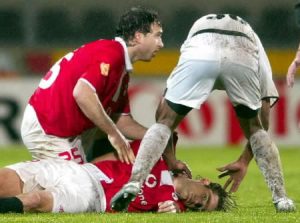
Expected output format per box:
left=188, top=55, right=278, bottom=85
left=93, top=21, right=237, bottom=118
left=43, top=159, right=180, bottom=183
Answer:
left=184, top=168, right=192, bottom=179
left=122, top=146, right=130, bottom=165
left=158, top=201, right=176, bottom=213
left=230, top=181, right=241, bottom=193
left=216, top=166, right=226, bottom=172
left=180, top=162, right=192, bottom=178
left=158, top=201, right=169, bottom=209
left=218, top=169, right=238, bottom=179
left=218, top=171, right=230, bottom=178
left=127, top=147, right=135, bottom=164
left=120, top=140, right=132, bottom=165
left=116, top=148, right=124, bottom=163
left=223, top=178, right=232, bottom=191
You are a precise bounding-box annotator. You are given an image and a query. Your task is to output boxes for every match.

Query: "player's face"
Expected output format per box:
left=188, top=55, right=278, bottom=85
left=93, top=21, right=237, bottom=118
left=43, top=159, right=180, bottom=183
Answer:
left=182, top=178, right=219, bottom=211
left=137, top=22, right=164, bottom=61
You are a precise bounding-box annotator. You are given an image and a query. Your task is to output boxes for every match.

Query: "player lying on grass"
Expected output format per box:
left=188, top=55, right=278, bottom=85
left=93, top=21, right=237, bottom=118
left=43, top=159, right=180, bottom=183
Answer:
left=0, top=138, right=234, bottom=214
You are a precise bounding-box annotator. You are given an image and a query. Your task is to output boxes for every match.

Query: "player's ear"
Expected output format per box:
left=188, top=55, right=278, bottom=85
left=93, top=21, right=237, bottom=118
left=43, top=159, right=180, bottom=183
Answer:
left=133, top=31, right=144, bottom=43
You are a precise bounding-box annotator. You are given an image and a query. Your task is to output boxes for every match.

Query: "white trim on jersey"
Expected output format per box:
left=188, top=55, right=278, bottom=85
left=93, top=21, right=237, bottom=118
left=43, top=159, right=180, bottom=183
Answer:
left=160, top=170, right=173, bottom=186
left=79, top=78, right=96, bottom=92
left=115, top=37, right=133, bottom=71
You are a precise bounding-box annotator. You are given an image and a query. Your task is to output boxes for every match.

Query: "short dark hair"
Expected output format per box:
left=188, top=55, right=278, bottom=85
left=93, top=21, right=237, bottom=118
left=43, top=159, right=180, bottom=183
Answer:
left=115, top=6, right=161, bottom=43
left=208, top=182, right=236, bottom=211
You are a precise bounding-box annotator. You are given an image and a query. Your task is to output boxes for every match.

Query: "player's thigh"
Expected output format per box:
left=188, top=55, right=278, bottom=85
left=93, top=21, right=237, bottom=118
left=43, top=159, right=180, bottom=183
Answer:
left=49, top=169, right=98, bottom=213
left=0, top=168, right=23, bottom=196
left=165, top=59, right=219, bottom=109
left=237, top=115, right=262, bottom=139
left=221, top=62, right=261, bottom=110
left=6, top=160, right=61, bottom=195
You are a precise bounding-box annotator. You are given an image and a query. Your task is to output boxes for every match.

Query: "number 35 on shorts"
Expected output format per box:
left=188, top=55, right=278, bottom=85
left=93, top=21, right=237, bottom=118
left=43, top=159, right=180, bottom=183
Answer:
left=58, top=147, right=84, bottom=164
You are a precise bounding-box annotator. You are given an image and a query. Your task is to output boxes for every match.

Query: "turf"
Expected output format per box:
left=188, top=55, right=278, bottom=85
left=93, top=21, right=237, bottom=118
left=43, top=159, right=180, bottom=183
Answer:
left=0, top=144, right=299, bottom=223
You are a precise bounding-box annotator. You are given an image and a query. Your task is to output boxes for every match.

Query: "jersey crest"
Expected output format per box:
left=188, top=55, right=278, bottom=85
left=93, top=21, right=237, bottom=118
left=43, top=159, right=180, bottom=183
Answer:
left=100, top=62, right=110, bottom=76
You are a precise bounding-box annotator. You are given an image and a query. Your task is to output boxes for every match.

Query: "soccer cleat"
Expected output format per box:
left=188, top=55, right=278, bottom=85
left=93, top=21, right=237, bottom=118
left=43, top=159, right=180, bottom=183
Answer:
left=110, top=181, right=140, bottom=211
left=274, top=197, right=296, bottom=212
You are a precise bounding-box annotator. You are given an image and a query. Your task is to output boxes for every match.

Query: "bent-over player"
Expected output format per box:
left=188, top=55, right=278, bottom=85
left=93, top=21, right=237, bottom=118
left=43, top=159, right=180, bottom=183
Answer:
left=111, top=14, right=295, bottom=212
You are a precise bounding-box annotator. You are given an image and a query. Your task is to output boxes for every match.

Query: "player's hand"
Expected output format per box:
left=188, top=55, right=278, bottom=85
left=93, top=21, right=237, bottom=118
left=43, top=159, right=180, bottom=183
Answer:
left=217, top=160, right=248, bottom=193
left=158, top=200, right=180, bottom=213
left=286, top=60, right=298, bottom=87
left=170, top=160, right=192, bottom=179
left=108, top=132, right=135, bottom=165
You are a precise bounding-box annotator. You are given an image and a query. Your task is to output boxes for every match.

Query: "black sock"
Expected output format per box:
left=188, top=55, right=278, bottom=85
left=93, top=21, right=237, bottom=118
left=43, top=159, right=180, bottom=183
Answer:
left=0, top=197, right=24, bottom=213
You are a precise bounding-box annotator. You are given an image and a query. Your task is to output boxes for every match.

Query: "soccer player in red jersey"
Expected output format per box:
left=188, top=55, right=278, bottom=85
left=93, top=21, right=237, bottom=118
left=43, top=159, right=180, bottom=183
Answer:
left=0, top=139, right=233, bottom=213
left=20, top=7, right=164, bottom=164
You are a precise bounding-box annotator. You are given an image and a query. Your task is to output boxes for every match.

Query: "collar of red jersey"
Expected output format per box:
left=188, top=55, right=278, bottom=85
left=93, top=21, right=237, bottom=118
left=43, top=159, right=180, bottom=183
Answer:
left=115, top=37, right=133, bottom=72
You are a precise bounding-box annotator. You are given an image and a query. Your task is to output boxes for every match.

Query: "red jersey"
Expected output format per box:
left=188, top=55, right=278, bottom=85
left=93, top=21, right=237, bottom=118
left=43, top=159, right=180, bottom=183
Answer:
left=29, top=38, right=131, bottom=137
left=94, top=140, right=185, bottom=212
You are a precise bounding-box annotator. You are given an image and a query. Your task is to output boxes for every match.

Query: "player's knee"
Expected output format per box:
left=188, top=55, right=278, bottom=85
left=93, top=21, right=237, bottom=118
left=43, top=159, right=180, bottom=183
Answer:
left=0, top=168, right=22, bottom=197
left=19, top=192, right=44, bottom=212
left=249, top=129, right=270, bottom=152
left=149, top=123, right=172, bottom=138
left=234, top=104, right=258, bottom=119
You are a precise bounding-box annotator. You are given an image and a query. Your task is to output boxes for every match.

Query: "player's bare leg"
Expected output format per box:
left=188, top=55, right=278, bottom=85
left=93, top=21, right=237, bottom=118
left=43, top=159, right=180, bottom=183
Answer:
left=0, top=191, right=53, bottom=213
left=250, top=129, right=295, bottom=212
left=110, top=123, right=171, bottom=211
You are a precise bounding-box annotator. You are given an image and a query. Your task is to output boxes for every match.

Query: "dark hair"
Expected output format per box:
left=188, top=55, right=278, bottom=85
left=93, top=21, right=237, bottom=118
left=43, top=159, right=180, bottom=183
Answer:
left=193, top=175, right=236, bottom=211
left=208, top=182, right=236, bottom=211
left=115, top=6, right=161, bottom=43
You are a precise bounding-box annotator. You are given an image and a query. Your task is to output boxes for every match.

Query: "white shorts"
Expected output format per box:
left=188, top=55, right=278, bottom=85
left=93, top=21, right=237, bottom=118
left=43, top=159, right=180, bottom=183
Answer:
left=21, top=104, right=92, bottom=163
left=165, top=32, right=278, bottom=110
left=6, top=159, right=106, bottom=213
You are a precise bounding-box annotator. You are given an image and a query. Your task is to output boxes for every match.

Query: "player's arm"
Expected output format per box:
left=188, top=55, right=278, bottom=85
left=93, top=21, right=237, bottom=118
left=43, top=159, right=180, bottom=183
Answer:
left=162, top=133, right=192, bottom=178
left=73, top=80, right=134, bottom=164
left=286, top=43, right=300, bottom=87
left=217, top=99, right=270, bottom=192
left=91, top=152, right=118, bottom=163
left=112, top=113, right=147, bottom=140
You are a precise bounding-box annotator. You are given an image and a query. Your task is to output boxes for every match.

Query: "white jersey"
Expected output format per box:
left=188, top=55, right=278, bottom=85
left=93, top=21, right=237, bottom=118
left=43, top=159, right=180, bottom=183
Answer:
left=186, top=14, right=255, bottom=40
left=165, top=14, right=278, bottom=110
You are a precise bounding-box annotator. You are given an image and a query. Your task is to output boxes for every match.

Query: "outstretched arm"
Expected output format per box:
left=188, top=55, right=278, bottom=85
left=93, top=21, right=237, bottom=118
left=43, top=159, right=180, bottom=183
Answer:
left=286, top=43, right=300, bottom=87
left=217, top=142, right=252, bottom=192
left=217, top=99, right=270, bottom=192
left=162, top=133, right=192, bottom=178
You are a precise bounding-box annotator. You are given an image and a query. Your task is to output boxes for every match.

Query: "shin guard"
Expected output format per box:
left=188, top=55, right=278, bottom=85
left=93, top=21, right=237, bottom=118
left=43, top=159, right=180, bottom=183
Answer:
left=130, top=123, right=171, bottom=185
left=250, top=129, right=286, bottom=202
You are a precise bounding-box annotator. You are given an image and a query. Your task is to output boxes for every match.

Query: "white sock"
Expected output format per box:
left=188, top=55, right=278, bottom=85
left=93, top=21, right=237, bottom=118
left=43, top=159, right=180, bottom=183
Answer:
left=250, top=129, right=286, bottom=202
left=130, top=123, right=171, bottom=185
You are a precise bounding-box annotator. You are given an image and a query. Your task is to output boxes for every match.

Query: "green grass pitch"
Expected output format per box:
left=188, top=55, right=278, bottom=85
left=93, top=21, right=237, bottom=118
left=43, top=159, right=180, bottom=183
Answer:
left=0, top=144, right=299, bottom=223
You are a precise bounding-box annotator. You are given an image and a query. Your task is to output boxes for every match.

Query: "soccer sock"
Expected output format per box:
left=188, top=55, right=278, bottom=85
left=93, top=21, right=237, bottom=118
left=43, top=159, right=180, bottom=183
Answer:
left=249, top=129, right=286, bottom=202
left=130, top=123, right=171, bottom=186
left=0, top=197, right=24, bottom=213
